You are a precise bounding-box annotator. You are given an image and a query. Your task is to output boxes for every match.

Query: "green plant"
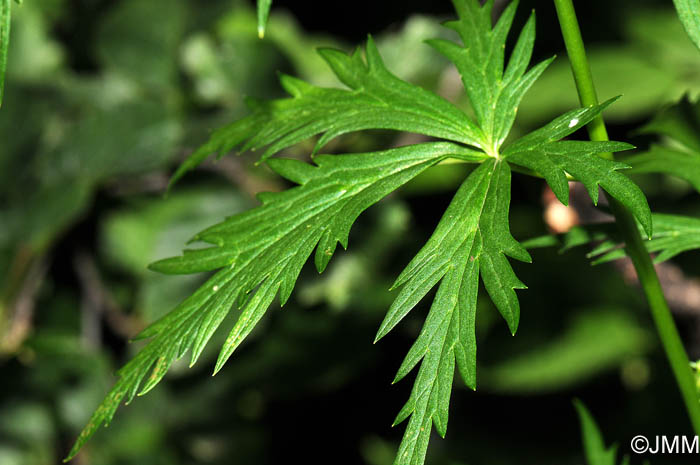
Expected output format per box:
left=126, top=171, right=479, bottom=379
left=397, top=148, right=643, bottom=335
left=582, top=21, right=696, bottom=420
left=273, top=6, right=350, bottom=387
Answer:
left=0, top=0, right=20, bottom=107
left=574, top=399, right=631, bottom=465
left=553, top=0, right=700, bottom=435
left=673, top=0, right=700, bottom=51
left=41, top=0, right=699, bottom=464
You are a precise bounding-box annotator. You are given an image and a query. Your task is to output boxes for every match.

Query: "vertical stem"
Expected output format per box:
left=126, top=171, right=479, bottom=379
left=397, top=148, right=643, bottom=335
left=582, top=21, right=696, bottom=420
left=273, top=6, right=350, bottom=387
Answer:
left=553, top=0, right=700, bottom=435
left=0, top=0, right=11, bottom=107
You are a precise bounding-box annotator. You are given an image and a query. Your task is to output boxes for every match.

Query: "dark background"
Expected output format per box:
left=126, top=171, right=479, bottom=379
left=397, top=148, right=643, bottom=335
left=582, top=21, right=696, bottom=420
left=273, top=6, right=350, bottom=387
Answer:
left=1, top=0, right=699, bottom=464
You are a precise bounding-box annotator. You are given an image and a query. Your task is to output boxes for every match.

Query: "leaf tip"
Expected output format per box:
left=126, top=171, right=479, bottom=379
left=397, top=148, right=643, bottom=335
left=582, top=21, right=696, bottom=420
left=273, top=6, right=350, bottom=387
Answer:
left=373, top=326, right=388, bottom=345
left=508, top=319, right=519, bottom=336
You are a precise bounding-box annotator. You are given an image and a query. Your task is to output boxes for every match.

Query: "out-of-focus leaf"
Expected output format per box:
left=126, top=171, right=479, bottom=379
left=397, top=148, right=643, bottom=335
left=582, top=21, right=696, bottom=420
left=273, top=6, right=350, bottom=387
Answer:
left=97, top=0, right=186, bottom=88
left=637, top=95, right=700, bottom=152
left=626, top=145, right=700, bottom=194
left=624, top=9, right=700, bottom=69
left=6, top=0, right=64, bottom=82
left=673, top=0, right=700, bottom=52
left=37, top=101, right=181, bottom=183
left=480, top=310, right=651, bottom=393
left=0, top=403, right=55, bottom=465
left=216, top=6, right=341, bottom=87
left=521, top=8, right=700, bottom=125
left=2, top=181, right=91, bottom=254
left=102, top=188, right=248, bottom=275
left=376, top=15, right=452, bottom=86
left=525, top=213, right=700, bottom=265
left=0, top=403, right=55, bottom=444
left=0, top=86, right=54, bottom=187
left=1, top=100, right=181, bottom=256
left=624, top=96, right=700, bottom=194
left=181, top=30, right=283, bottom=107
left=101, top=187, right=249, bottom=321
left=519, top=48, right=677, bottom=123
left=600, top=214, right=700, bottom=264
left=256, top=0, right=271, bottom=38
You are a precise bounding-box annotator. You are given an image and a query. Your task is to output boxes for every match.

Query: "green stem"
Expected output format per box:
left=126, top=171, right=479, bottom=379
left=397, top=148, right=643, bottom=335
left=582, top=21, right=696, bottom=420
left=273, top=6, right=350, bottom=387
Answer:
left=0, top=0, right=11, bottom=108
left=553, top=0, right=700, bottom=435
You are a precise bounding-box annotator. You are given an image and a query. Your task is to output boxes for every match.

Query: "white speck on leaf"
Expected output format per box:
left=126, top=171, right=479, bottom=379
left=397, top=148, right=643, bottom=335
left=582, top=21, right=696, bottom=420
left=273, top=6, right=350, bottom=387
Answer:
left=213, top=285, right=219, bottom=292
left=568, top=118, right=579, bottom=128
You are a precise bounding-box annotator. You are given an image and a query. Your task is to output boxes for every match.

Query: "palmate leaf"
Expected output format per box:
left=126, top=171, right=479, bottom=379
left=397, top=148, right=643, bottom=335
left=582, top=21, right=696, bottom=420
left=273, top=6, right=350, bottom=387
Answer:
left=64, top=142, right=485, bottom=461
left=374, top=57, right=646, bottom=465
left=68, top=1, right=652, bottom=463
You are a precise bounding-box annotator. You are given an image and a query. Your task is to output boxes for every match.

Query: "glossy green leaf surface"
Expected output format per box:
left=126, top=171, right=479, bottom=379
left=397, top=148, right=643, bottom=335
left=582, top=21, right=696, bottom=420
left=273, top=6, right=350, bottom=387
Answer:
left=427, top=0, right=553, bottom=154
left=65, top=142, right=482, bottom=462
left=376, top=159, right=530, bottom=465
left=69, top=1, right=652, bottom=463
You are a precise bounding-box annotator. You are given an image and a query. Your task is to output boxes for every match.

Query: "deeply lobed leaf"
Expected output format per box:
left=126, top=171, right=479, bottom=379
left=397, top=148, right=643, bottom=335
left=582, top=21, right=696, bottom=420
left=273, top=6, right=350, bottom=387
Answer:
left=69, top=1, right=654, bottom=464
left=503, top=98, right=651, bottom=237
left=428, top=0, right=553, bottom=154
left=377, top=159, right=530, bottom=465
left=64, top=142, right=483, bottom=462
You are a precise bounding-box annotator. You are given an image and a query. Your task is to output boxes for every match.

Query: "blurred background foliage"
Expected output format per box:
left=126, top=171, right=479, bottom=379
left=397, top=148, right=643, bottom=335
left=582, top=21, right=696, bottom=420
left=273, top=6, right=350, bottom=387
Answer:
left=0, top=0, right=699, bottom=464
